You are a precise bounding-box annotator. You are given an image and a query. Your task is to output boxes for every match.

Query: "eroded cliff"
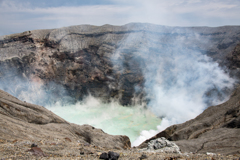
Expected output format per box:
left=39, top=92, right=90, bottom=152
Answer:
left=1, top=23, right=240, bottom=105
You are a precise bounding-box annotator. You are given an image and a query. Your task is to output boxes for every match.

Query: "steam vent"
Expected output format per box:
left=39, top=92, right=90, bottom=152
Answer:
left=0, top=23, right=240, bottom=159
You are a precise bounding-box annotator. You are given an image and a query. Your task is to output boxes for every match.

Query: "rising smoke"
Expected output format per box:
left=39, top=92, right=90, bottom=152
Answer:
left=0, top=67, right=73, bottom=106
left=112, top=24, right=235, bottom=146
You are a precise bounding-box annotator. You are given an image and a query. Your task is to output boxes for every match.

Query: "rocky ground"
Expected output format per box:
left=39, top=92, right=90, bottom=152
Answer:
left=1, top=138, right=239, bottom=159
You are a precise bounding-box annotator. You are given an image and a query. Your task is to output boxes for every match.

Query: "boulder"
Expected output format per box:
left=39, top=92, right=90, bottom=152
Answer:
left=108, top=151, right=120, bottom=160
left=141, top=137, right=180, bottom=154
left=99, top=151, right=120, bottom=160
left=27, top=147, right=47, bottom=157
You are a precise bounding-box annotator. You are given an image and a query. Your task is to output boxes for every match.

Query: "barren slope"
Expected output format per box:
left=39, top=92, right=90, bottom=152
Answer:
left=139, top=84, right=240, bottom=155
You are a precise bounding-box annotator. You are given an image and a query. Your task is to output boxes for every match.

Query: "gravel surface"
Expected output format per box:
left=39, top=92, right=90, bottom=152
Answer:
left=1, top=138, right=239, bottom=160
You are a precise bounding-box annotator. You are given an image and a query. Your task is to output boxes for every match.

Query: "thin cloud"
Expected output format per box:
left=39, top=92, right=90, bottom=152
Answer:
left=0, top=0, right=240, bottom=35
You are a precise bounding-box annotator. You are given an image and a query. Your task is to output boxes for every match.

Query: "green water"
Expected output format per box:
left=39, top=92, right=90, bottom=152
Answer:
left=46, top=96, right=161, bottom=143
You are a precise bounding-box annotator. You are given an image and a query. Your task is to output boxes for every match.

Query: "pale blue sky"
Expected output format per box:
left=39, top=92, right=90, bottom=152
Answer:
left=0, top=0, right=240, bottom=35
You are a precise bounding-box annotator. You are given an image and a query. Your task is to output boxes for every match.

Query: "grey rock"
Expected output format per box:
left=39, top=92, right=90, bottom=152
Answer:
left=80, top=151, right=84, bottom=155
left=142, top=137, right=180, bottom=154
left=31, top=143, right=38, bottom=148
left=99, top=152, right=108, bottom=159
left=99, top=151, right=120, bottom=160
left=108, top=151, right=120, bottom=160
left=139, top=154, right=147, bottom=159
left=27, top=147, right=47, bottom=157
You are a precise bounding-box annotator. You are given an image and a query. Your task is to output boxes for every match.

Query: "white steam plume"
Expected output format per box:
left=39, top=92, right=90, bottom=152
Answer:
left=111, top=25, right=235, bottom=146
left=0, top=69, right=73, bottom=106
left=0, top=67, right=162, bottom=143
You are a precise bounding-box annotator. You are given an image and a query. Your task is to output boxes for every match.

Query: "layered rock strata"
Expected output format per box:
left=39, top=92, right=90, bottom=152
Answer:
left=1, top=24, right=240, bottom=105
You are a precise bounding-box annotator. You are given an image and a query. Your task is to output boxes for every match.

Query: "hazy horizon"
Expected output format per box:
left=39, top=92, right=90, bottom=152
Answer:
left=1, top=0, right=240, bottom=36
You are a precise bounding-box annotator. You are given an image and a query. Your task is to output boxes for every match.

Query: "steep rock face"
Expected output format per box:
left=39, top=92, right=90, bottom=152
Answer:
left=138, top=85, right=240, bottom=155
left=225, top=43, right=240, bottom=79
left=226, top=43, right=240, bottom=69
left=0, top=89, right=131, bottom=149
left=0, top=23, right=240, bottom=105
left=0, top=25, right=145, bottom=105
